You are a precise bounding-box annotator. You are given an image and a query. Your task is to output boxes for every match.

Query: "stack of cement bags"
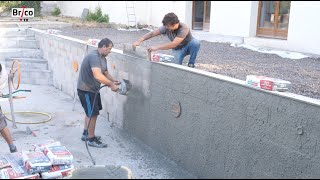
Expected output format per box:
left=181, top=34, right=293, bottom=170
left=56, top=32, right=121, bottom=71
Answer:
left=0, top=139, right=74, bottom=179
left=0, top=152, right=40, bottom=179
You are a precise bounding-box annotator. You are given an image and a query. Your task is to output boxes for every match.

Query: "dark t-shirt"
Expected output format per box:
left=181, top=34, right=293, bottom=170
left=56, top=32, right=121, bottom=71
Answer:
left=77, top=50, right=108, bottom=93
left=159, top=22, right=193, bottom=50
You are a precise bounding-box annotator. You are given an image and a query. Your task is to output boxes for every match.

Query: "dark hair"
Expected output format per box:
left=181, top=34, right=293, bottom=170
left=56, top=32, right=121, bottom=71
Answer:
left=98, top=38, right=114, bottom=48
left=162, top=12, right=179, bottom=26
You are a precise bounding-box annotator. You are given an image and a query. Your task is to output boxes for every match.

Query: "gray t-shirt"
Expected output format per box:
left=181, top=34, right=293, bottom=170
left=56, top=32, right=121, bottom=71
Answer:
left=77, top=50, right=108, bottom=93
left=159, top=22, right=193, bottom=50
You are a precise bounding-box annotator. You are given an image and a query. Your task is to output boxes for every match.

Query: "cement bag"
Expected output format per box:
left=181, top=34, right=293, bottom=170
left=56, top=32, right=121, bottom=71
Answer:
left=246, top=75, right=291, bottom=92
left=0, top=156, right=11, bottom=169
left=86, top=39, right=100, bottom=46
left=22, top=151, right=52, bottom=174
left=0, top=167, right=40, bottom=179
left=43, top=146, right=73, bottom=165
left=33, top=139, right=61, bottom=152
left=3, top=153, right=40, bottom=179
left=151, top=53, right=174, bottom=62
left=40, top=164, right=74, bottom=179
left=246, top=75, right=263, bottom=88
left=4, top=152, right=25, bottom=174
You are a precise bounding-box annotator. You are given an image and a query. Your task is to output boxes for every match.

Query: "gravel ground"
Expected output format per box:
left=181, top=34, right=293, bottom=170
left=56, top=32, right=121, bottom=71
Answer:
left=58, top=26, right=320, bottom=100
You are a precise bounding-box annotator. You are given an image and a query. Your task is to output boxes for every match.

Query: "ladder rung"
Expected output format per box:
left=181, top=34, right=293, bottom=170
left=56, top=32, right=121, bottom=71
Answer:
left=126, top=0, right=136, bottom=26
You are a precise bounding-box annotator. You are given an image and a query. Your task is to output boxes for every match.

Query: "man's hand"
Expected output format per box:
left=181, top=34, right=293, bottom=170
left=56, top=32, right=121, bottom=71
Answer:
left=113, top=80, right=121, bottom=85
left=148, top=46, right=158, bottom=52
left=110, top=83, right=119, bottom=92
left=133, top=41, right=141, bottom=47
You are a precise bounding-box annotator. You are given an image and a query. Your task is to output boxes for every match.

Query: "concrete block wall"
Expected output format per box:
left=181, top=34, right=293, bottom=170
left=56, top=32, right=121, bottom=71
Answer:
left=100, top=53, right=152, bottom=127
left=29, top=28, right=320, bottom=178
left=32, top=29, right=86, bottom=97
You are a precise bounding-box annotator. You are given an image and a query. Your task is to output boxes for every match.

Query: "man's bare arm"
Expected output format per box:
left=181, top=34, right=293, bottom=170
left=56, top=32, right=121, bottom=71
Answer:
left=148, top=36, right=184, bottom=51
left=104, top=71, right=116, bottom=82
left=92, top=68, right=117, bottom=90
left=134, top=29, right=161, bottom=46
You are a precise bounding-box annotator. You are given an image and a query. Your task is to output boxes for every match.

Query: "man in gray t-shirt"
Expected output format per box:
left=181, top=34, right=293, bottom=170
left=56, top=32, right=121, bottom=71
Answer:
left=77, top=49, right=109, bottom=93
left=77, top=38, right=120, bottom=148
left=133, top=12, right=200, bottom=68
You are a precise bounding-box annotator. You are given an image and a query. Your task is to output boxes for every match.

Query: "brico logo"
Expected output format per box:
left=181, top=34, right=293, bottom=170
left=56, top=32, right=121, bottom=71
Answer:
left=12, top=6, right=34, bottom=22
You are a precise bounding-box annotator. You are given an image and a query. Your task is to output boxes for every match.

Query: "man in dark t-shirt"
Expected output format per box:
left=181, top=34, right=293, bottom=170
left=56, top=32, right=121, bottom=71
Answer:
left=133, top=12, right=200, bottom=68
left=77, top=38, right=120, bottom=148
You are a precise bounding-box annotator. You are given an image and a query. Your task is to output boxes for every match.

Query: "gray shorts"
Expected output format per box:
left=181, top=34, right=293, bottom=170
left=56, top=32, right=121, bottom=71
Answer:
left=0, top=106, right=7, bottom=131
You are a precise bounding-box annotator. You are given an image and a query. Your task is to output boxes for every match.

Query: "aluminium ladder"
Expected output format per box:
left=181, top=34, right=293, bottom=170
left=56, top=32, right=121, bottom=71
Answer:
left=125, top=1, right=138, bottom=29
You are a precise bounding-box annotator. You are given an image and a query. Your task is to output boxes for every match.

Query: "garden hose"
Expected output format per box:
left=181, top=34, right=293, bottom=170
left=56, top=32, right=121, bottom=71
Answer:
left=3, top=111, right=52, bottom=124
left=3, top=61, right=51, bottom=127
left=85, top=85, right=108, bottom=165
left=10, top=60, right=21, bottom=90
left=85, top=79, right=131, bottom=165
left=1, top=89, right=31, bottom=98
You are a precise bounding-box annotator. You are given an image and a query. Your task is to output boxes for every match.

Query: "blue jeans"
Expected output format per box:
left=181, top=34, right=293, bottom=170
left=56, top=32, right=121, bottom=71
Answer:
left=172, top=38, right=200, bottom=65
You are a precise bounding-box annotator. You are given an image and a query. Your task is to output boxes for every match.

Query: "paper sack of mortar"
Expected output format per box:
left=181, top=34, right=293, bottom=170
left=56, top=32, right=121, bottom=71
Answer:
left=246, top=75, right=291, bottom=92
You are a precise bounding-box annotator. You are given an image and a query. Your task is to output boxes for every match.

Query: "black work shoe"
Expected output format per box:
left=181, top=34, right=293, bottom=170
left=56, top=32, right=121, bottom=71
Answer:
left=87, top=138, right=108, bottom=148
left=81, top=135, right=101, bottom=141
left=188, top=63, right=195, bottom=68
left=10, top=146, right=17, bottom=153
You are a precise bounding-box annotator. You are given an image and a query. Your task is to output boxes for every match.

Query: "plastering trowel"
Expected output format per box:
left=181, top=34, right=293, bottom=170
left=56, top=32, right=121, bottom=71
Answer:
left=123, top=43, right=150, bottom=60
left=25, top=126, right=37, bottom=137
left=127, top=43, right=174, bottom=63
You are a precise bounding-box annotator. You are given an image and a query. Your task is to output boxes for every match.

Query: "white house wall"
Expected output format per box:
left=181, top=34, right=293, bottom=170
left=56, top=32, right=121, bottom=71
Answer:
left=57, top=1, right=147, bottom=25
left=57, top=1, right=98, bottom=18
left=210, top=1, right=253, bottom=37
left=148, top=1, right=187, bottom=27
left=56, top=1, right=186, bottom=27
left=248, top=1, right=259, bottom=37
left=286, top=1, right=320, bottom=55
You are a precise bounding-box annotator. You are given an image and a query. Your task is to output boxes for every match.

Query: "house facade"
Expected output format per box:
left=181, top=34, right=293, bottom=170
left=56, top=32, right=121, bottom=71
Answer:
left=57, top=1, right=320, bottom=56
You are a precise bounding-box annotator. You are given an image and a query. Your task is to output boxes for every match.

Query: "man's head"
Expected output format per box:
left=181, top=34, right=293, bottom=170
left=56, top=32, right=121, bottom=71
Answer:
left=98, top=38, right=114, bottom=57
left=162, top=12, right=180, bottom=31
